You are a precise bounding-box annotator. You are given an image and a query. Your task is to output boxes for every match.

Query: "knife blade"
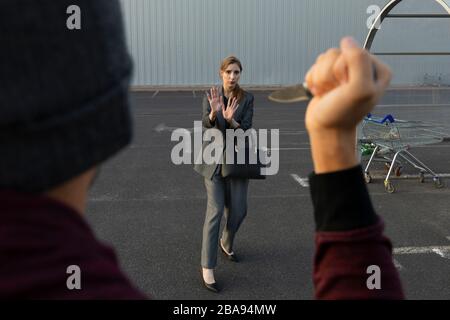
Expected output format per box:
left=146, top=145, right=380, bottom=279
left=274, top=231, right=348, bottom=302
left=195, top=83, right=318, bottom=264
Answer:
left=269, top=63, right=377, bottom=104
left=268, top=83, right=313, bottom=103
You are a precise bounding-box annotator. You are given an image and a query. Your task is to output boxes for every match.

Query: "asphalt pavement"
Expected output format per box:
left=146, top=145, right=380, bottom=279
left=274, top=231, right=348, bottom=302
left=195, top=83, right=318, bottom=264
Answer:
left=87, top=88, right=450, bottom=300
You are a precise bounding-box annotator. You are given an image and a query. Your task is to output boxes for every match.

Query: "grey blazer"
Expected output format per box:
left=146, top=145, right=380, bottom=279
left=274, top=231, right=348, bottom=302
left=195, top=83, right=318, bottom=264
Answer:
left=194, top=89, right=254, bottom=180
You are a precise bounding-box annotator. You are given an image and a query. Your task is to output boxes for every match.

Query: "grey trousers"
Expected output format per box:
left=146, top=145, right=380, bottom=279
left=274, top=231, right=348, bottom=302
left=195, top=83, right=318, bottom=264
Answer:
left=201, top=171, right=249, bottom=269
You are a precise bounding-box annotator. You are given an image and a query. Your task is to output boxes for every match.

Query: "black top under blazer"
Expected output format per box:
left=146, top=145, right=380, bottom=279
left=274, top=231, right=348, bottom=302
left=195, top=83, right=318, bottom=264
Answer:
left=194, top=88, right=254, bottom=180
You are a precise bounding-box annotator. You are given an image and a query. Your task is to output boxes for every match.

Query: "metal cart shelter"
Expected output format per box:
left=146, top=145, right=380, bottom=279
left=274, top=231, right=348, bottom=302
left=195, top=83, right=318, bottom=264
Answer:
left=361, top=0, right=450, bottom=192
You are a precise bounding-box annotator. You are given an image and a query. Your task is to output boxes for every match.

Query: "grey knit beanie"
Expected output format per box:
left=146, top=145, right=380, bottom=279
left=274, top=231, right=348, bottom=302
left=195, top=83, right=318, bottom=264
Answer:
left=0, top=0, right=133, bottom=193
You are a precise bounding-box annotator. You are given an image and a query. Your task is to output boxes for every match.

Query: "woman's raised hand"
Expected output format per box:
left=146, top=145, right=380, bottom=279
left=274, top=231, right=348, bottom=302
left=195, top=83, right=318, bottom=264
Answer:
left=207, top=87, right=223, bottom=119
left=222, top=96, right=239, bottom=123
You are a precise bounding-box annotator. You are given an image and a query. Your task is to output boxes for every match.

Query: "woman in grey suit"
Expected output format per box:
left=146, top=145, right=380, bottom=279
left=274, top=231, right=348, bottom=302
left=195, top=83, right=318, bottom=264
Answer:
left=194, top=56, right=254, bottom=293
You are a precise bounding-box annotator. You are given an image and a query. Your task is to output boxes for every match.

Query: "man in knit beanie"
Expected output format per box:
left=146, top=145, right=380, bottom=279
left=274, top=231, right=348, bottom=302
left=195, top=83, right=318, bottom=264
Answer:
left=0, top=0, right=147, bottom=299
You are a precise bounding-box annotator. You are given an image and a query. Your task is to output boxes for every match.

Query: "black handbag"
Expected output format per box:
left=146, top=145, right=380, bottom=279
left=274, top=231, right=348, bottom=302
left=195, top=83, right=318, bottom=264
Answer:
left=221, top=137, right=266, bottom=180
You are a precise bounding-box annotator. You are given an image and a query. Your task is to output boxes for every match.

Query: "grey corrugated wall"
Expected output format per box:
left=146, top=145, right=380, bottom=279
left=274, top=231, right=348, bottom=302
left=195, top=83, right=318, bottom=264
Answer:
left=119, top=0, right=450, bottom=86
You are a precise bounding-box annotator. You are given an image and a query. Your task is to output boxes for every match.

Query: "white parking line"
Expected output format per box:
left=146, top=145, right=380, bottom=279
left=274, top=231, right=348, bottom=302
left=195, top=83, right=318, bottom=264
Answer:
left=432, top=248, right=450, bottom=259
left=151, top=90, right=159, bottom=98
left=394, top=245, right=450, bottom=259
left=291, top=174, right=309, bottom=188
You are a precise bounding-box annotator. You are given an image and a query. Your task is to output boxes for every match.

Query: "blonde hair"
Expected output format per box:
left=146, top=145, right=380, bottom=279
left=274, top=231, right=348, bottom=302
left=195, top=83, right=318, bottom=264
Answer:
left=220, top=56, right=244, bottom=103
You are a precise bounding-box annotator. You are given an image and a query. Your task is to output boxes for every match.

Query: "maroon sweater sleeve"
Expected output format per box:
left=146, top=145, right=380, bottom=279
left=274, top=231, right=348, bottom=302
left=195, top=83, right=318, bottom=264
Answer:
left=0, top=191, right=148, bottom=300
left=309, top=166, right=404, bottom=300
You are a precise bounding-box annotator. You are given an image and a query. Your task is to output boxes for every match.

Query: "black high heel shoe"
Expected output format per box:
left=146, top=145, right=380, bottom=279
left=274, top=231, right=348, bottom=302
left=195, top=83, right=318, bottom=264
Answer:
left=203, top=280, right=220, bottom=293
left=201, top=269, right=220, bottom=293
left=220, top=240, right=239, bottom=262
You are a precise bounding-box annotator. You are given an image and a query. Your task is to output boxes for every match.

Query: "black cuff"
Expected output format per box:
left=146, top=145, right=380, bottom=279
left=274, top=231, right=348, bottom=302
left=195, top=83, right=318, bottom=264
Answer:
left=309, top=165, right=378, bottom=232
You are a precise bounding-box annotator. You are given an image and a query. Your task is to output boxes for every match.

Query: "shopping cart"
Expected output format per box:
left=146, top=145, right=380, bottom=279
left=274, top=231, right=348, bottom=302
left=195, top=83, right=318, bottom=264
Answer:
left=360, top=114, right=447, bottom=193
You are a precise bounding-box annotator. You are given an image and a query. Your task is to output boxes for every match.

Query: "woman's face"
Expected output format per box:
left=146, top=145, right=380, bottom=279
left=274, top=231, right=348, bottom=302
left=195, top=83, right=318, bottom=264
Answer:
left=220, top=63, right=241, bottom=90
